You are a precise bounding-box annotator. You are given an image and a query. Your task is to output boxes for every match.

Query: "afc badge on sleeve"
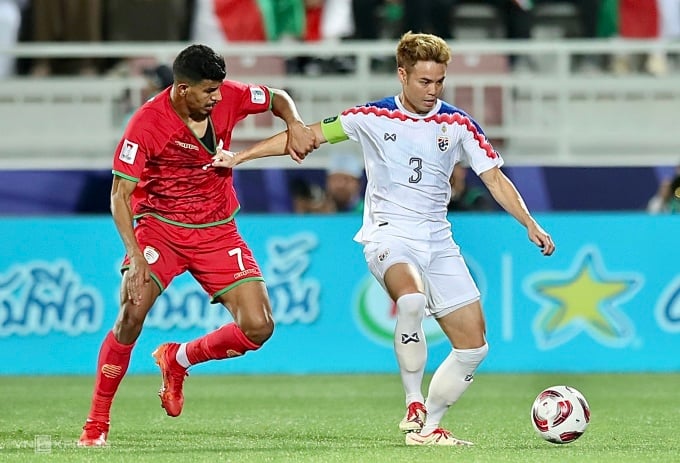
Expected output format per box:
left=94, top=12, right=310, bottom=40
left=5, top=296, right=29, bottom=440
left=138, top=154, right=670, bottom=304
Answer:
left=119, top=139, right=138, bottom=164
left=250, top=87, right=266, bottom=104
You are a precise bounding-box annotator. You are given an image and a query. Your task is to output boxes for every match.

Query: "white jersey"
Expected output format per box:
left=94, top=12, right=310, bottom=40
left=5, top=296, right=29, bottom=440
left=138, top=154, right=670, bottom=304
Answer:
left=320, top=95, right=503, bottom=245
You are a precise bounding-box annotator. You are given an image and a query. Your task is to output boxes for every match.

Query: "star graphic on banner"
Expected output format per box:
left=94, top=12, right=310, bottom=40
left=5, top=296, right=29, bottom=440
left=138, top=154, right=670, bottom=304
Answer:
left=529, top=248, right=640, bottom=348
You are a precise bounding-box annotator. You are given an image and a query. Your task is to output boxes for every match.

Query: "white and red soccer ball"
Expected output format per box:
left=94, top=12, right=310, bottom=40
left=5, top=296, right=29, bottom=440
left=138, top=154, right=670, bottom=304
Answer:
left=531, top=385, right=591, bottom=444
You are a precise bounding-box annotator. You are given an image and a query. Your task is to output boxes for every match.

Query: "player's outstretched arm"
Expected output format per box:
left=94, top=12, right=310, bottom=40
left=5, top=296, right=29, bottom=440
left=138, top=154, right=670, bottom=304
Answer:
left=211, top=122, right=327, bottom=168
left=480, top=167, right=555, bottom=256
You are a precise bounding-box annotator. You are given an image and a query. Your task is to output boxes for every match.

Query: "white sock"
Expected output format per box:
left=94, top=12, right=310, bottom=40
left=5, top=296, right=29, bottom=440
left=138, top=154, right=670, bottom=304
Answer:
left=422, top=344, right=488, bottom=434
left=175, top=342, right=191, bottom=368
left=394, top=293, right=427, bottom=406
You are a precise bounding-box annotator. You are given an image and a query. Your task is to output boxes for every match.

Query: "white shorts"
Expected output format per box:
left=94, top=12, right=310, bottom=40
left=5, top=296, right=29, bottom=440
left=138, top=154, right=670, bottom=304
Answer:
left=363, top=236, right=480, bottom=318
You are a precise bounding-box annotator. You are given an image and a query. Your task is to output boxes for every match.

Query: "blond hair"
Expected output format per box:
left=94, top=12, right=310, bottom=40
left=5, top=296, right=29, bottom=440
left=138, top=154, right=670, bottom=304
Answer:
left=396, top=32, right=451, bottom=72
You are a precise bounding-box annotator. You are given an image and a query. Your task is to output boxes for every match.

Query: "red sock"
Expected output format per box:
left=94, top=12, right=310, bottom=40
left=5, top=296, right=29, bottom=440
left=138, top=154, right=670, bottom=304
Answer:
left=87, top=331, right=134, bottom=423
left=186, top=323, right=260, bottom=365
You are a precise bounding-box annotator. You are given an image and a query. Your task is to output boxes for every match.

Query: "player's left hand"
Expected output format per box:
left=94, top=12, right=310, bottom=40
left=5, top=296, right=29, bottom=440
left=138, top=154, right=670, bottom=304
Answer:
left=286, top=121, right=318, bottom=163
left=208, top=150, right=238, bottom=169
left=528, top=223, right=555, bottom=256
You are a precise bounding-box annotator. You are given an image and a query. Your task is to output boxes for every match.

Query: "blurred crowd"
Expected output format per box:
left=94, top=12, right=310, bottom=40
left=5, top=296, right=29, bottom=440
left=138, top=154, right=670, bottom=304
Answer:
left=647, top=164, right=680, bottom=214
left=288, top=152, right=499, bottom=215
left=1, top=0, right=678, bottom=216
left=2, top=0, right=680, bottom=78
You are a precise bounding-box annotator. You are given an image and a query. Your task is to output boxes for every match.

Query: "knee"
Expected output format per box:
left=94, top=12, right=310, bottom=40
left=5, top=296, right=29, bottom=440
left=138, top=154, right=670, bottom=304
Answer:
left=240, top=315, right=274, bottom=346
left=396, top=293, right=426, bottom=320
left=114, top=306, right=146, bottom=341
left=455, top=343, right=489, bottom=368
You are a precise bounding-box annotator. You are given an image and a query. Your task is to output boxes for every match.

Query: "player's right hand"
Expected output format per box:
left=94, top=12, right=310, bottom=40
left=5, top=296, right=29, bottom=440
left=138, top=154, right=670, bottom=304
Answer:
left=126, top=254, right=151, bottom=305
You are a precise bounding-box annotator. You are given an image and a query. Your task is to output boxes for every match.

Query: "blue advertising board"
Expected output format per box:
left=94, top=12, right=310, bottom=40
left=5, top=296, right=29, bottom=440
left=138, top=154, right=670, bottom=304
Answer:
left=0, top=214, right=678, bottom=375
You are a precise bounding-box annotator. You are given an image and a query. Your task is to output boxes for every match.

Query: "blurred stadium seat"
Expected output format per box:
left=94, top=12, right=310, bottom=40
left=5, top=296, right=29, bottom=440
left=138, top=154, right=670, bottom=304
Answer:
left=0, top=40, right=679, bottom=169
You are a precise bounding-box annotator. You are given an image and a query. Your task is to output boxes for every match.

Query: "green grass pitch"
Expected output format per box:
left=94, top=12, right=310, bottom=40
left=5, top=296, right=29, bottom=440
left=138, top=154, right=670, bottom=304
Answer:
left=1, top=373, right=678, bottom=462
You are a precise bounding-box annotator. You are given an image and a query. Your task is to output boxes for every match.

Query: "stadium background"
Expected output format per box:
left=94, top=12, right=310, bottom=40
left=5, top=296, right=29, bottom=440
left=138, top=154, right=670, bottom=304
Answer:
left=1, top=1, right=679, bottom=377
left=1, top=213, right=678, bottom=376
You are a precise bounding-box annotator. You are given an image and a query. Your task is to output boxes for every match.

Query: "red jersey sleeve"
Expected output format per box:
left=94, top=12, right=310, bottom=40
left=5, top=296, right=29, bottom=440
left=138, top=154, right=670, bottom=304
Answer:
left=112, top=111, right=157, bottom=181
left=225, top=80, right=272, bottom=121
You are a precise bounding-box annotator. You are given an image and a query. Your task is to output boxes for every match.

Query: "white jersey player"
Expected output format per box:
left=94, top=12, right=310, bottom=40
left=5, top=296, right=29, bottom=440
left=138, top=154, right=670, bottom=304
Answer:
left=320, top=96, right=503, bottom=245
left=212, top=32, right=555, bottom=446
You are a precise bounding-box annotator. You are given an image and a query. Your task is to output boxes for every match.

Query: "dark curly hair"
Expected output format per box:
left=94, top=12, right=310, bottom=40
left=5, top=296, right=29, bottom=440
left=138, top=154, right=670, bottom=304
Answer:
left=172, top=44, right=226, bottom=84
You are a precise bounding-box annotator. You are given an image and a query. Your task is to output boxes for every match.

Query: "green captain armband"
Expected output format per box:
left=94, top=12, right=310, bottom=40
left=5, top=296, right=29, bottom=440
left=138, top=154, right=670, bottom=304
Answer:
left=320, top=115, right=349, bottom=144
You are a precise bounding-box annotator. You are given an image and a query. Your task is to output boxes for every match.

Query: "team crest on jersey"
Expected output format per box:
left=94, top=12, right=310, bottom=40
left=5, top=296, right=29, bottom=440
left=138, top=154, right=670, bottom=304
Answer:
left=437, top=136, right=450, bottom=152
left=119, top=139, right=138, bottom=164
left=143, top=246, right=160, bottom=264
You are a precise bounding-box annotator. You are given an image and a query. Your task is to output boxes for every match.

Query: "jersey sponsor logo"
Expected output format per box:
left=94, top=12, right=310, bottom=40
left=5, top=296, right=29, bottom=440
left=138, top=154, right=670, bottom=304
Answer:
left=234, top=268, right=259, bottom=279
left=323, top=116, right=338, bottom=124
left=119, top=139, right=138, bottom=164
left=437, top=136, right=450, bottom=152
left=175, top=140, right=199, bottom=151
left=384, top=133, right=396, bottom=142
left=250, top=87, right=266, bottom=104
left=143, top=246, right=160, bottom=264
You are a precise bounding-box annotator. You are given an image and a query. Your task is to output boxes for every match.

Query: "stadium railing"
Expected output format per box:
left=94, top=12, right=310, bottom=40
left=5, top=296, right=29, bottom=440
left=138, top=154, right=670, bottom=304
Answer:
left=0, top=40, right=679, bottom=169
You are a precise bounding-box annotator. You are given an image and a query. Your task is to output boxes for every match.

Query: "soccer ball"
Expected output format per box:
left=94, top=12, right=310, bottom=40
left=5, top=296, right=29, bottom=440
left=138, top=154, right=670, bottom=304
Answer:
left=531, top=385, right=590, bottom=444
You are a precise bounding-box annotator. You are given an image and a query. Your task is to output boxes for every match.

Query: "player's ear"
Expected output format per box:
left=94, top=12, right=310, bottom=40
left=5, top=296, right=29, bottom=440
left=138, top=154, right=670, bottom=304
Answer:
left=176, top=83, right=189, bottom=96
left=397, top=67, right=407, bottom=85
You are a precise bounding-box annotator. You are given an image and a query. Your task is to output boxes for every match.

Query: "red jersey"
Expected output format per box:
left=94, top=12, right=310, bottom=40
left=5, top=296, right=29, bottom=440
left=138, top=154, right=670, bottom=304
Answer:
left=112, top=80, right=272, bottom=227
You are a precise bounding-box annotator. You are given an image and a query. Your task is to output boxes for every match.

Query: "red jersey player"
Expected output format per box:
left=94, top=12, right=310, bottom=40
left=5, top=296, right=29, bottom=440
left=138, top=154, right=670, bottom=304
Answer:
left=77, top=44, right=318, bottom=447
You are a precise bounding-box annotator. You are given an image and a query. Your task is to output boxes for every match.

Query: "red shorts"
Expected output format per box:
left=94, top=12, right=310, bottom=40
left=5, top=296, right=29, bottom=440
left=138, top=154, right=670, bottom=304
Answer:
left=122, top=216, right=263, bottom=300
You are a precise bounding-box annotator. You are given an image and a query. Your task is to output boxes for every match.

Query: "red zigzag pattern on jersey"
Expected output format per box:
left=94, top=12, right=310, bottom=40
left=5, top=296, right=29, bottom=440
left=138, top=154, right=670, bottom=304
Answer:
left=341, top=106, right=497, bottom=159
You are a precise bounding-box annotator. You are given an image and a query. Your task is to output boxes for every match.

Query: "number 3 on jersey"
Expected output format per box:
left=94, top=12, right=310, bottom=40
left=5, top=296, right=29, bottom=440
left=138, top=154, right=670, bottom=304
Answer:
left=409, top=157, right=423, bottom=183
